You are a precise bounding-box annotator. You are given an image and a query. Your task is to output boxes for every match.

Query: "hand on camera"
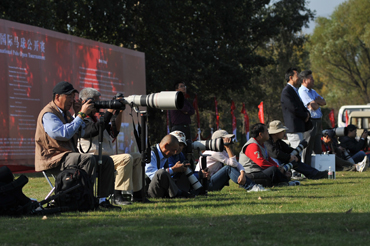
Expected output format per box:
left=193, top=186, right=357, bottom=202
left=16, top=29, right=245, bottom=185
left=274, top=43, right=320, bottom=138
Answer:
left=361, top=130, right=368, bottom=139
left=201, top=169, right=210, bottom=180
left=289, top=155, right=298, bottom=162
left=81, top=99, right=94, bottom=115
left=172, top=161, right=188, bottom=173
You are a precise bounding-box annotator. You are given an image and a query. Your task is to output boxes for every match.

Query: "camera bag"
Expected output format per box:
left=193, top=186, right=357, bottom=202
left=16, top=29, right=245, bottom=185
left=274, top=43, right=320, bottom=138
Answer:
left=54, top=166, right=97, bottom=211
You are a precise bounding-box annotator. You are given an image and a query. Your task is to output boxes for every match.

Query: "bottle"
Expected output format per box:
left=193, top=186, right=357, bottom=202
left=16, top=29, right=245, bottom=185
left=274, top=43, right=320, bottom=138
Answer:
left=328, top=166, right=333, bottom=179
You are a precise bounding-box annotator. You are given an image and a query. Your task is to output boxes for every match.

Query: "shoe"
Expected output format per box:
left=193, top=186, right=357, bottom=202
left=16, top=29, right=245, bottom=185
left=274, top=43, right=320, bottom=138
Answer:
left=363, top=156, right=369, bottom=172
left=356, top=157, right=367, bottom=172
left=176, top=191, right=196, bottom=199
left=288, top=181, right=300, bottom=186
left=247, top=184, right=269, bottom=192
left=311, top=171, right=328, bottom=179
left=99, top=200, right=122, bottom=210
left=112, top=196, right=132, bottom=206
left=132, top=196, right=153, bottom=203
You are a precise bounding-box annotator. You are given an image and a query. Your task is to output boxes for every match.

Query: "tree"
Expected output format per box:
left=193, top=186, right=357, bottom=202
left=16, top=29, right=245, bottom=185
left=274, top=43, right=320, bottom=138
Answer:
left=309, top=0, right=370, bottom=104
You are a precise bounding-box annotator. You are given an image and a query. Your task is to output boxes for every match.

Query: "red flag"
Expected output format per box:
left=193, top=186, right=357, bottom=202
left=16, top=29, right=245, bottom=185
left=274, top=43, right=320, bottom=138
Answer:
left=231, top=100, right=237, bottom=137
left=166, top=110, right=170, bottom=134
left=241, top=103, right=249, bottom=140
left=345, top=110, right=349, bottom=126
left=258, top=101, right=264, bottom=123
left=329, top=109, right=335, bottom=128
left=215, top=97, right=219, bottom=130
left=193, top=94, right=200, bottom=128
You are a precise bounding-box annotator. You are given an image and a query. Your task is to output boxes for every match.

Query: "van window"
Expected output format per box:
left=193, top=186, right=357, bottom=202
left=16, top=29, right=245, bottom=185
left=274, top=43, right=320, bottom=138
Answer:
left=342, top=108, right=361, bottom=122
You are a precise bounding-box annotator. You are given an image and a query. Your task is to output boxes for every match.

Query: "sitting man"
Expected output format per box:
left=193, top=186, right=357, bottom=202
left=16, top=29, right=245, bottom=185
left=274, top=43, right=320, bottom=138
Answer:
left=145, top=134, right=194, bottom=198
left=265, top=120, right=328, bottom=179
left=34, top=81, right=119, bottom=210
left=194, top=130, right=266, bottom=192
left=322, top=129, right=368, bottom=172
left=239, top=123, right=295, bottom=187
left=339, top=124, right=370, bottom=163
left=78, top=88, right=146, bottom=205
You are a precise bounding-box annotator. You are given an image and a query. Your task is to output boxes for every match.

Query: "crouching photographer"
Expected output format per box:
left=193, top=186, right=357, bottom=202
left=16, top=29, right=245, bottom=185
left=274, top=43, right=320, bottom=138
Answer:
left=78, top=88, right=148, bottom=205
left=195, top=130, right=267, bottom=192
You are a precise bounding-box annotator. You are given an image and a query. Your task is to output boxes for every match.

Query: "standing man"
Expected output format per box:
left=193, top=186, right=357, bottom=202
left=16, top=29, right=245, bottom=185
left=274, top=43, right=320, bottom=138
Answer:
left=170, top=81, right=195, bottom=142
left=34, top=81, right=119, bottom=210
left=298, top=70, right=326, bottom=157
left=281, top=67, right=313, bottom=166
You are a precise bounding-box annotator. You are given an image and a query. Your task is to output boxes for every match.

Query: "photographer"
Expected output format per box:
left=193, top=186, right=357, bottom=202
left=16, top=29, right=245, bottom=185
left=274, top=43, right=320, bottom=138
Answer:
left=194, top=130, right=266, bottom=192
left=265, top=120, right=328, bottom=179
left=321, top=129, right=367, bottom=172
left=78, top=88, right=147, bottom=205
left=339, top=124, right=370, bottom=163
left=35, top=82, right=119, bottom=210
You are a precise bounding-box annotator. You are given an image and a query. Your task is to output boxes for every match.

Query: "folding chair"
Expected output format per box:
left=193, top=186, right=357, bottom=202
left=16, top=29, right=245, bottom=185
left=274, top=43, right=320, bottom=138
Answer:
left=42, top=167, right=61, bottom=200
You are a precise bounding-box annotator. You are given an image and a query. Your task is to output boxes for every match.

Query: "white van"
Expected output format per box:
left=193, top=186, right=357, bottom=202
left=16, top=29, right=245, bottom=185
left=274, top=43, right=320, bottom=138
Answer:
left=337, top=105, right=370, bottom=127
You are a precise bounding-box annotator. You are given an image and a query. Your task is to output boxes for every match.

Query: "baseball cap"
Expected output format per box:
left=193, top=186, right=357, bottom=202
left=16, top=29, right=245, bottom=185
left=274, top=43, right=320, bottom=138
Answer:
left=170, top=131, right=187, bottom=146
left=53, top=81, right=78, bottom=95
left=212, top=130, right=235, bottom=139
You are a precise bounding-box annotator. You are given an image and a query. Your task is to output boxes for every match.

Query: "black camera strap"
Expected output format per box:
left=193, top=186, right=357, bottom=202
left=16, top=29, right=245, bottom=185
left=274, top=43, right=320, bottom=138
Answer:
left=78, top=128, right=93, bottom=154
left=130, top=109, right=142, bottom=153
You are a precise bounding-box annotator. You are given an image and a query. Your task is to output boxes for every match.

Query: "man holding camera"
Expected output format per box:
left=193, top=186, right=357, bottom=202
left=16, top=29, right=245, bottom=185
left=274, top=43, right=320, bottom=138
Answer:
left=194, top=130, right=266, bottom=192
left=265, top=120, right=328, bottom=179
left=339, top=124, right=370, bottom=164
left=145, top=134, right=195, bottom=198
left=78, top=88, right=147, bottom=205
left=239, top=123, right=295, bottom=187
left=35, top=82, right=119, bottom=210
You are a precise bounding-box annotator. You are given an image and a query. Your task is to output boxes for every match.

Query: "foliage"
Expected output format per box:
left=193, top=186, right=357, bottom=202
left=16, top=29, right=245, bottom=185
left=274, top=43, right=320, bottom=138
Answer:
left=309, top=0, right=370, bottom=104
left=2, top=172, right=370, bottom=245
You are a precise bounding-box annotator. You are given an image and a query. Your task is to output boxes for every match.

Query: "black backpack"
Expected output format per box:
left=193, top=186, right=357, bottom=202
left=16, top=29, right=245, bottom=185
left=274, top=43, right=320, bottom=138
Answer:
left=54, top=166, right=97, bottom=211
left=0, top=166, right=33, bottom=216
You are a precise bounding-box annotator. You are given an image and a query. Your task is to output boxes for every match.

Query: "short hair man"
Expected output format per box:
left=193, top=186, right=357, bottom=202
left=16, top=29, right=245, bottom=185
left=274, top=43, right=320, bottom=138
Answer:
left=298, top=70, right=326, bottom=160
left=239, top=123, right=294, bottom=186
left=34, top=81, right=118, bottom=210
left=281, top=67, right=313, bottom=166
left=321, top=129, right=368, bottom=172
left=145, top=134, right=194, bottom=198
left=339, top=124, right=370, bottom=163
left=195, top=130, right=266, bottom=192
left=169, top=81, right=195, bottom=141
left=265, top=120, right=328, bottom=179
left=78, top=88, right=146, bottom=205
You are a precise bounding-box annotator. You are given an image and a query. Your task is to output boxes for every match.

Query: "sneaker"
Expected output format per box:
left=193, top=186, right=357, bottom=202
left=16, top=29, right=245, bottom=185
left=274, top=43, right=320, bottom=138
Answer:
left=132, top=196, right=153, bottom=203
left=288, top=181, right=300, bottom=186
left=364, top=156, right=369, bottom=172
left=356, top=157, right=367, bottom=172
left=99, top=200, right=121, bottom=210
left=247, top=184, right=268, bottom=192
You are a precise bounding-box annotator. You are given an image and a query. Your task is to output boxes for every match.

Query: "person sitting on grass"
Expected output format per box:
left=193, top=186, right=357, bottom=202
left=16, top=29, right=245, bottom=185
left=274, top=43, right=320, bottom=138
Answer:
left=194, top=129, right=267, bottom=192
left=321, top=129, right=368, bottom=172
left=265, top=120, right=328, bottom=179
left=339, top=124, right=370, bottom=164
left=239, top=123, right=297, bottom=187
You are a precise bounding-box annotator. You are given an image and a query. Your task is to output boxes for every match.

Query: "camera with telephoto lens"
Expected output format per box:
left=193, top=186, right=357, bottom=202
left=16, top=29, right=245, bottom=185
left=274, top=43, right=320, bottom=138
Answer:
left=184, top=166, right=202, bottom=191
left=191, top=138, right=224, bottom=152
left=290, top=139, right=308, bottom=156
left=87, top=91, right=184, bottom=111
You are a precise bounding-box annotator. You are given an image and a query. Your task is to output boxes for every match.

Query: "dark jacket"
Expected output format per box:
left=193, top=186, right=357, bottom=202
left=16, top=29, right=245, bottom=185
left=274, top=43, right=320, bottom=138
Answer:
left=281, top=84, right=312, bottom=133
left=339, top=136, right=367, bottom=156
left=81, top=111, right=117, bottom=139
left=265, top=137, right=295, bottom=164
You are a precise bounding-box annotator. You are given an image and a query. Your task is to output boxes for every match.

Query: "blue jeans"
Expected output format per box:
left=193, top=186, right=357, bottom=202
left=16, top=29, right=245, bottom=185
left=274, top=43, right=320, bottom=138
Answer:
left=208, top=165, right=255, bottom=191
left=351, top=151, right=370, bottom=163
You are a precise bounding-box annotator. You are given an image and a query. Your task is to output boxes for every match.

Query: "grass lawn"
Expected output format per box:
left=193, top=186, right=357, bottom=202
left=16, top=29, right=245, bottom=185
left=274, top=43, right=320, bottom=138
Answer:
left=1, top=171, right=370, bottom=246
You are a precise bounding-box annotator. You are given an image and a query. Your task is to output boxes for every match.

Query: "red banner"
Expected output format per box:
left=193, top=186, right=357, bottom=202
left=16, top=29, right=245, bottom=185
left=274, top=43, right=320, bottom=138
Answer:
left=241, top=103, right=249, bottom=140
left=215, top=97, right=219, bottom=130
left=329, top=109, right=335, bottom=128
left=258, top=101, right=264, bottom=124
left=193, top=94, right=200, bottom=128
left=231, top=100, right=237, bottom=137
left=345, top=110, right=349, bottom=126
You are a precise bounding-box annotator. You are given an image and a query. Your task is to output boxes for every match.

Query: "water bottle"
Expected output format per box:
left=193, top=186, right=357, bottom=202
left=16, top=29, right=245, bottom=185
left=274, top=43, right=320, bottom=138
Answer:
left=328, top=166, right=333, bottom=179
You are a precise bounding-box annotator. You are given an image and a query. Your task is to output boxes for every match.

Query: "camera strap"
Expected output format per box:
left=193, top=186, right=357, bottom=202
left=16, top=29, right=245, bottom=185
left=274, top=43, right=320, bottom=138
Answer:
left=130, top=110, right=142, bottom=153
left=78, top=128, right=93, bottom=154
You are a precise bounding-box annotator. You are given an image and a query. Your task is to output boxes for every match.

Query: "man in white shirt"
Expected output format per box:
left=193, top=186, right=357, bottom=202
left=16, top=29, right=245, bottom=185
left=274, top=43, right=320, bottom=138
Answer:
left=195, top=130, right=266, bottom=192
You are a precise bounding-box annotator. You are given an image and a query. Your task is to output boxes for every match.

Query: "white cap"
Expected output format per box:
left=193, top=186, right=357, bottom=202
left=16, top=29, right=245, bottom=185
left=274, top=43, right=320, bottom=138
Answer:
left=170, top=131, right=187, bottom=146
left=212, top=130, right=235, bottom=139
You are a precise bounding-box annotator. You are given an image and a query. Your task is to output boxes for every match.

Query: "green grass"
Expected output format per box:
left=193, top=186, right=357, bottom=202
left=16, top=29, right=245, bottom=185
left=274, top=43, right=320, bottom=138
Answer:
left=1, top=171, right=370, bottom=246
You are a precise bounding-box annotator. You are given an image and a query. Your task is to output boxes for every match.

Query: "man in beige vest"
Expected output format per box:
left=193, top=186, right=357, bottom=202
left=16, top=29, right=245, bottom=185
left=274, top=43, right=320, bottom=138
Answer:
left=34, top=81, right=119, bottom=209
left=78, top=88, right=147, bottom=205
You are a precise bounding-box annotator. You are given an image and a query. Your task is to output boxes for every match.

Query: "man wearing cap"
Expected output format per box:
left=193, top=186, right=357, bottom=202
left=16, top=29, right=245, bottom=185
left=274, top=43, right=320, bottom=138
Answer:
left=194, top=129, right=266, bottom=192
left=34, top=81, right=119, bottom=210
left=321, top=129, right=368, bottom=172
left=239, top=123, right=293, bottom=186
left=78, top=88, right=146, bottom=205
left=145, top=134, right=194, bottom=198
left=265, top=120, right=328, bottom=179
left=339, top=124, right=370, bottom=163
